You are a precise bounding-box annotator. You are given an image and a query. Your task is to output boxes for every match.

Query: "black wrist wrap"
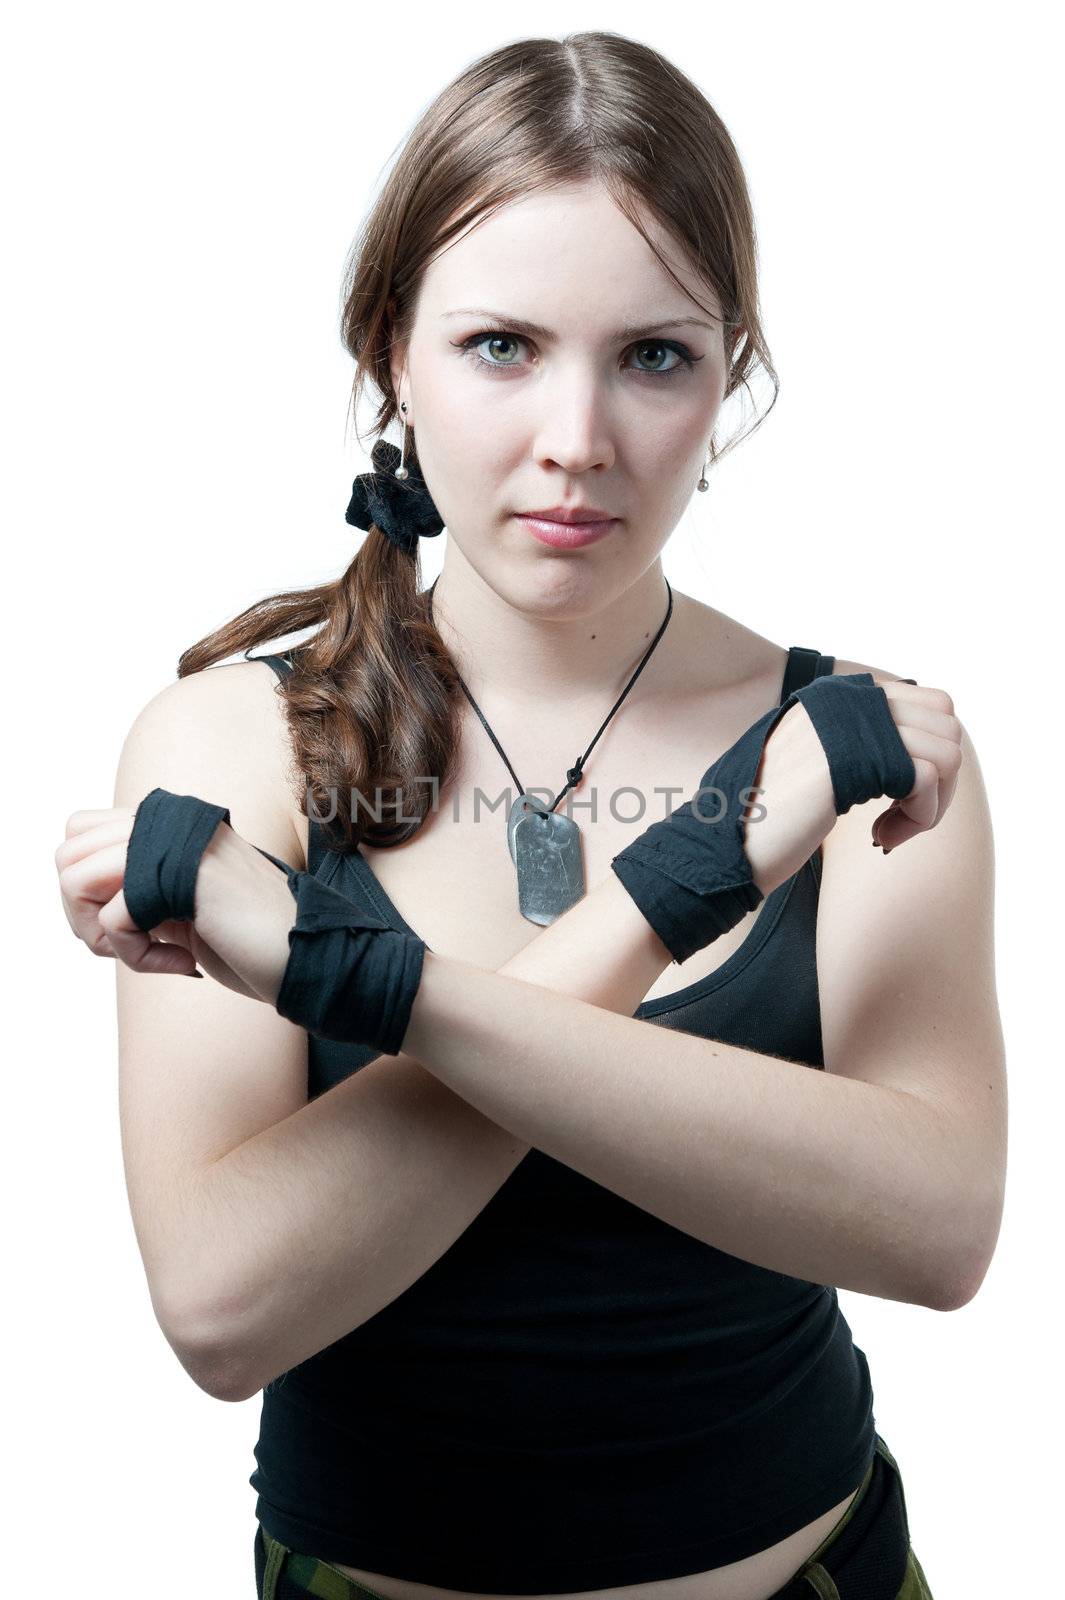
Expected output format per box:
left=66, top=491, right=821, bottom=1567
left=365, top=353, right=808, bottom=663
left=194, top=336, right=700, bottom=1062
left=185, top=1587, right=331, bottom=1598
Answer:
left=611, top=673, right=916, bottom=965
left=123, top=786, right=426, bottom=1057
left=123, top=787, right=231, bottom=930
left=274, top=870, right=426, bottom=1057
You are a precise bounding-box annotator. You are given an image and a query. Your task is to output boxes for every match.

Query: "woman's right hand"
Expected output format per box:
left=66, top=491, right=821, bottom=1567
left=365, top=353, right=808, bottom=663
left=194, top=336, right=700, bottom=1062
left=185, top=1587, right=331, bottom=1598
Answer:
left=73, top=787, right=426, bottom=1057
left=55, top=806, right=260, bottom=996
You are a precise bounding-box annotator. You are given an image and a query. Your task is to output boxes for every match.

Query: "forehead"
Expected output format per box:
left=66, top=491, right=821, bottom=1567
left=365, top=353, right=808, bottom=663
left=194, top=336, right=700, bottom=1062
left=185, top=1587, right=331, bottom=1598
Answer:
left=417, top=180, right=720, bottom=330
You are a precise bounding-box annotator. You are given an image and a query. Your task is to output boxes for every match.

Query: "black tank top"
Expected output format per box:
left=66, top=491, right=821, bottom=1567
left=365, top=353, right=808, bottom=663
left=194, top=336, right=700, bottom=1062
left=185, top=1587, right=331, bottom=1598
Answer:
left=247, top=644, right=877, bottom=1592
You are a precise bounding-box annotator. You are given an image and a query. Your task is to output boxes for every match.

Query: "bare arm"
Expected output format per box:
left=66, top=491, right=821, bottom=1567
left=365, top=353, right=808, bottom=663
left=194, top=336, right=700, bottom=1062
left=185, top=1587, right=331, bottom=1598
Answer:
left=170, top=872, right=671, bottom=1403
left=112, top=660, right=670, bottom=1403
left=392, top=715, right=1005, bottom=1334
left=213, top=701, right=1003, bottom=1401
left=392, top=715, right=1004, bottom=1328
left=118, top=661, right=1003, bottom=1408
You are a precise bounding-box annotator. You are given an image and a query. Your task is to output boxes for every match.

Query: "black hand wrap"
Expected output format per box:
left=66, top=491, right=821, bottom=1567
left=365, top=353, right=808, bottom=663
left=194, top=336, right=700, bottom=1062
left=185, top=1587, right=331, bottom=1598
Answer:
left=273, top=870, right=426, bottom=1057
left=611, top=672, right=916, bottom=965
left=123, top=787, right=427, bottom=1058
left=123, top=786, right=232, bottom=929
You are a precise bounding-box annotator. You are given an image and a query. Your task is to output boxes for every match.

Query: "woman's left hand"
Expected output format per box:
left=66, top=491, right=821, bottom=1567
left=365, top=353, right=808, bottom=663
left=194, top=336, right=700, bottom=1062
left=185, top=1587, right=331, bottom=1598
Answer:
left=742, top=679, right=964, bottom=896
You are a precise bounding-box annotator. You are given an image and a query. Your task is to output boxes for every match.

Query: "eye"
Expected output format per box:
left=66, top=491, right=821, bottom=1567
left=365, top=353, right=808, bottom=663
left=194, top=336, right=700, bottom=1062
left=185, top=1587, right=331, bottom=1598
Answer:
left=451, top=329, right=700, bottom=379
left=457, top=330, right=527, bottom=370
left=629, top=339, right=695, bottom=375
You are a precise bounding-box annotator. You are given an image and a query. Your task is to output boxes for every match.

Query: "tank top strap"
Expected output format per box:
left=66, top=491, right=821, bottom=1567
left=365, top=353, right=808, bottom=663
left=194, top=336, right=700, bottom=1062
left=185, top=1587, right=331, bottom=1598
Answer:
left=780, top=645, right=836, bottom=703
left=247, top=649, right=329, bottom=876
left=249, top=649, right=289, bottom=677
left=780, top=646, right=836, bottom=889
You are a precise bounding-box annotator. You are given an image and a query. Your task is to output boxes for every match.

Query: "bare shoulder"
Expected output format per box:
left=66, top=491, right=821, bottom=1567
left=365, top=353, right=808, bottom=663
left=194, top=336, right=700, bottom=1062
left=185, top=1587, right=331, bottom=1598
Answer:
left=114, top=657, right=307, bottom=871
left=673, top=597, right=918, bottom=706
left=670, top=591, right=789, bottom=699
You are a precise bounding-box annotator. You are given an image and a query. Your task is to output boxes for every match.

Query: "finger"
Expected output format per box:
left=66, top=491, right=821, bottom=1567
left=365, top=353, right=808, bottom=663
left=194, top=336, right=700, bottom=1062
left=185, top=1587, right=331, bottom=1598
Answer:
left=882, top=682, right=964, bottom=814
left=55, top=816, right=136, bottom=944
left=870, top=684, right=963, bottom=851
left=893, top=723, right=964, bottom=821
left=880, top=687, right=963, bottom=811
left=99, top=890, right=200, bottom=977
left=62, top=807, right=135, bottom=842
left=56, top=819, right=135, bottom=950
left=880, top=700, right=962, bottom=748
left=57, top=881, right=118, bottom=956
left=57, top=839, right=132, bottom=956
left=55, top=813, right=133, bottom=870
left=58, top=884, right=117, bottom=953
left=881, top=681, right=956, bottom=717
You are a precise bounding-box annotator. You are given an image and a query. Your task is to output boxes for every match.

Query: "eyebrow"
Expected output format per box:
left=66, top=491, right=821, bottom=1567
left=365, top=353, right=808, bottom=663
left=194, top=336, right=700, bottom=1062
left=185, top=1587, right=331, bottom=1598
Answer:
left=441, top=307, right=718, bottom=341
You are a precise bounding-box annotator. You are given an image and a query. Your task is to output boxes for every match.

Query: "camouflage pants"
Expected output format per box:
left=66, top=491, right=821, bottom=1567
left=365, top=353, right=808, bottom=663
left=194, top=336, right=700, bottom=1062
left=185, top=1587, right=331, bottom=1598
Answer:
left=254, top=1434, right=934, bottom=1600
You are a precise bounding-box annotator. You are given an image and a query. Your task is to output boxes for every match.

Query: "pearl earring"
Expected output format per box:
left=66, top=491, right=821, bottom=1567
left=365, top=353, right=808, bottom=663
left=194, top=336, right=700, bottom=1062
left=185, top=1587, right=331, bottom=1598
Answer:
left=697, top=442, right=711, bottom=493
left=394, top=401, right=410, bottom=481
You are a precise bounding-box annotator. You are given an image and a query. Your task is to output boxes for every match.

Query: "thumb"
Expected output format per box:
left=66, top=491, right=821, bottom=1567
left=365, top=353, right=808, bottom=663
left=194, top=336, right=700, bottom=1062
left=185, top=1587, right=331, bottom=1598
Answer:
left=100, top=893, right=203, bottom=978
left=872, top=758, right=938, bottom=852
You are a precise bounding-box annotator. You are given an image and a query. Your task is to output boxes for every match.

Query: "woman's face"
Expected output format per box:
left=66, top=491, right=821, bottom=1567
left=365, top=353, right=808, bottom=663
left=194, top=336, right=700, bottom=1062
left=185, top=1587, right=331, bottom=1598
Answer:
left=392, top=179, right=731, bottom=611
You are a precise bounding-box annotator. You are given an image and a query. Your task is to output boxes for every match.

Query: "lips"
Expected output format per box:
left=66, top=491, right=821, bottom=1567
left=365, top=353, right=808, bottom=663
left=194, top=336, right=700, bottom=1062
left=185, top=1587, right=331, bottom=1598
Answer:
left=515, top=513, right=617, bottom=549
left=518, top=505, right=616, bottom=525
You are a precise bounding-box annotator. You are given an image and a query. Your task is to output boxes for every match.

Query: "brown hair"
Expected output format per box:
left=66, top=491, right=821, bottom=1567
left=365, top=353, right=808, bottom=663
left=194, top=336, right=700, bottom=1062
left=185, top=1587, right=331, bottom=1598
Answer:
left=178, top=30, right=778, bottom=852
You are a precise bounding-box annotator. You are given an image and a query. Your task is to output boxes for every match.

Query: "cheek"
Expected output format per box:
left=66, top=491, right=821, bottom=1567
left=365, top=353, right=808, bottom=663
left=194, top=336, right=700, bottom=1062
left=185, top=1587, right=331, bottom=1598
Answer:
left=411, top=393, right=484, bottom=497
left=415, top=431, right=513, bottom=539
left=633, top=420, right=709, bottom=499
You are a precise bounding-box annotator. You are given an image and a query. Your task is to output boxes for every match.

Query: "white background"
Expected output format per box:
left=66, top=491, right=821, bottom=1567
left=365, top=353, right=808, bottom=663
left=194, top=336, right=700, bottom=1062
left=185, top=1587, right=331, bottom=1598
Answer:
left=6, top=3, right=1059, bottom=1593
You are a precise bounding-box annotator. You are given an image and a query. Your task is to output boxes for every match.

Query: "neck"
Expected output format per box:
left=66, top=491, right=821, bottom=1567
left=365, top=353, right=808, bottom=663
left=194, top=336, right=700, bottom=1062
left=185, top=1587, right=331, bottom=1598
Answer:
left=426, top=553, right=677, bottom=714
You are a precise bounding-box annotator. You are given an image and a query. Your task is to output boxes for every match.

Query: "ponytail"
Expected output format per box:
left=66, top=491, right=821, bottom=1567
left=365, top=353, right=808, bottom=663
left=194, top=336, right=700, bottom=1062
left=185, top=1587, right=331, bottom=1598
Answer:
left=178, top=522, right=462, bottom=850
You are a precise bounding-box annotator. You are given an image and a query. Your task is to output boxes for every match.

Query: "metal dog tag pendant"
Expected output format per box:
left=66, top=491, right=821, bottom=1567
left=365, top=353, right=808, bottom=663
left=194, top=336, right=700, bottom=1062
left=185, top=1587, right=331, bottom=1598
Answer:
left=507, top=793, right=585, bottom=926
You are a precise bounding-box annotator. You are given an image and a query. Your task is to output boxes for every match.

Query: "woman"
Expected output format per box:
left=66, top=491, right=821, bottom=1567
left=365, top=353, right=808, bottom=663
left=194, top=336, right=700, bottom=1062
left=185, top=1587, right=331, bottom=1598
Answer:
left=56, top=30, right=1003, bottom=1600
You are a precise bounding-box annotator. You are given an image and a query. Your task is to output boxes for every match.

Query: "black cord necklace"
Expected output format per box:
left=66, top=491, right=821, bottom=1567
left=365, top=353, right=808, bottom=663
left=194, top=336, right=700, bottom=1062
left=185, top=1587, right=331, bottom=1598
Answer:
left=427, top=577, right=675, bottom=925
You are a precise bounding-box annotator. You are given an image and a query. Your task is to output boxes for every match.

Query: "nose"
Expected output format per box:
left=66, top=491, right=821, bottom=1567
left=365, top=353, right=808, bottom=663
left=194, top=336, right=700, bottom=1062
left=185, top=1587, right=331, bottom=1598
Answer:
left=531, top=367, right=616, bottom=476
